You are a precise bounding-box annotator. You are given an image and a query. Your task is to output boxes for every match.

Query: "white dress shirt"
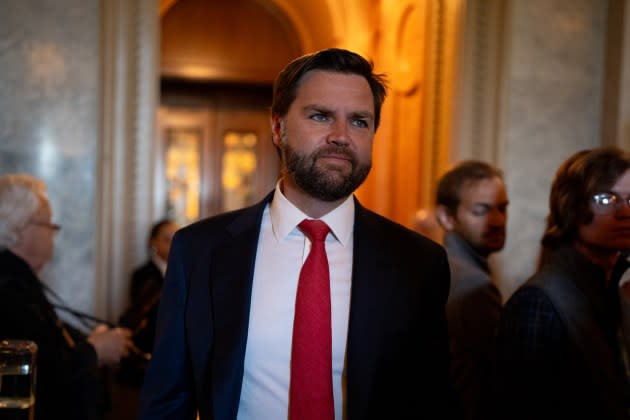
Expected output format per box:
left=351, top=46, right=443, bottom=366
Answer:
left=151, top=253, right=167, bottom=277
left=237, top=184, right=354, bottom=420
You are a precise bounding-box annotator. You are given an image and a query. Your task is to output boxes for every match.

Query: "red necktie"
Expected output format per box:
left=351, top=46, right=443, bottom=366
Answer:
left=290, top=219, right=334, bottom=420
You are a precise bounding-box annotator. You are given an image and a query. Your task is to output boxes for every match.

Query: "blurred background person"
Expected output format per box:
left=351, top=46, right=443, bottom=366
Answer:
left=108, top=219, right=178, bottom=420
left=485, top=146, right=630, bottom=419
left=0, top=173, right=132, bottom=420
left=117, top=218, right=178, bottom=386
left=434, top=160, right=508, bottom=420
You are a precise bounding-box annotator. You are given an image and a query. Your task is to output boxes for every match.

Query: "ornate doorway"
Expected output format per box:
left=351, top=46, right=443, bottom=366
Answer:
left=156, top=81, right=279, bottom=225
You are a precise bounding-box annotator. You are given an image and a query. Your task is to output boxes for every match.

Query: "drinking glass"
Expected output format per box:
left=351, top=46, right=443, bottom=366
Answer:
left=0, top=340, right=37, bottom=420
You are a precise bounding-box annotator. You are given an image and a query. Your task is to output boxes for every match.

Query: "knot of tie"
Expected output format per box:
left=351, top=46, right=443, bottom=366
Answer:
left=298, top=219, right=330, bottom=243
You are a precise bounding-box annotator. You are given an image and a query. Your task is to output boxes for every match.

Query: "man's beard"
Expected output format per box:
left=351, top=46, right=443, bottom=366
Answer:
left=280, top=132, right=371, bottom=202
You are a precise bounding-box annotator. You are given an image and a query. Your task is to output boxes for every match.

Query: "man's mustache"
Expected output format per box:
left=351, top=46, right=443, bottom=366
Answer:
left=484, top=227, right=505, bottom=237
left=312, top=146, right=357, bottom=162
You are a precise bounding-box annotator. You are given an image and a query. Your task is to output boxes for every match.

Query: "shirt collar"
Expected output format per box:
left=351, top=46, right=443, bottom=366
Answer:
left=269, top=181, right=355, bottom=247
left=151, top=253, right=168, bottom=277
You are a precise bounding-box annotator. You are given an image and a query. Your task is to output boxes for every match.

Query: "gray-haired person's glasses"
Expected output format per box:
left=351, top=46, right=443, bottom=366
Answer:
left=29, top=221, right=61, bottom=231
left=591, top=192, right=630, bottom=215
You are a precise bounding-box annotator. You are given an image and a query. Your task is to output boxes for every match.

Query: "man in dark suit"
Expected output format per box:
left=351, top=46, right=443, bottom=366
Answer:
left=139, top=48, right=458, bottom=420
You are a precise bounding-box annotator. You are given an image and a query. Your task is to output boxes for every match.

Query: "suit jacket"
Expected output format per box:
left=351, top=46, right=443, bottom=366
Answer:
left=139, top=193, right=459, bottom=419
left=119, top=260, right=164, bottom=353
left=117, top=260, right=164, bottom=386
left=0, top=250, right=108, bottom=420
left=443, top=233, right=502, bottom=420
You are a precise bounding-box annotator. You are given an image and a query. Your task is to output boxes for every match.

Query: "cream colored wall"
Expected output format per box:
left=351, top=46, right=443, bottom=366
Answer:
left=0, top=0, right=102, bottom=323
left=459, top=0, right=613, bottom=300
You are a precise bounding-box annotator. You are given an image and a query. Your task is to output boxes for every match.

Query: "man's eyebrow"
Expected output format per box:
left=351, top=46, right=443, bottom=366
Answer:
left=300, top=104, right=374, bottom=119
left=472, top=201, right=509, bottom=208
left=350, top=111, right=374, bottom=120
left=301, top=104, right=330, bottom=113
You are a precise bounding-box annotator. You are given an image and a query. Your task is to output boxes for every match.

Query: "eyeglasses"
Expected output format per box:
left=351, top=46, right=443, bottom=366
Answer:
left=591, top=192, right=630, bottom=214
left=29, top=221, right=62, bottom=231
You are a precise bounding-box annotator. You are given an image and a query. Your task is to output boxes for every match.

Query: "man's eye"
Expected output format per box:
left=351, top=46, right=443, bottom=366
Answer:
left=310, top=114, right=328, bottom=122
left=593, top=193, right=617, bottom=206
left=352, top=119, right=368, bottom=128
left=471, top=207, right=489, bottom=216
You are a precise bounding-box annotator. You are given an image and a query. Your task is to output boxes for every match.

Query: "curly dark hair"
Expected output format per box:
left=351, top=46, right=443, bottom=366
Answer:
left=541, top=146, right=630, bottom=249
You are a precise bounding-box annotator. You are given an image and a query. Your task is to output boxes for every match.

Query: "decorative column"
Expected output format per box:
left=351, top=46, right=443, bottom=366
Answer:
left=97, top=0, right=159, bottom=319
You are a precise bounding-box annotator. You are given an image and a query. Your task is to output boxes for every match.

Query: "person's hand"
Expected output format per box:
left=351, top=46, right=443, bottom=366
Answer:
left=87, top=323, right=133, bottom=366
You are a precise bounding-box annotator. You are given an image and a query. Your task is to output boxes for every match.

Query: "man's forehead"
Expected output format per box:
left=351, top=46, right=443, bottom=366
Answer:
left=460, top=177, right=500, bottom=192
left=459, top=178, right=507, bottom=202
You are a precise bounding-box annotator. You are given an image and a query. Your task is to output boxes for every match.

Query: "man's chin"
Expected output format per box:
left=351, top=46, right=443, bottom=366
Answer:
left=484, top=242, right=505, bottom=255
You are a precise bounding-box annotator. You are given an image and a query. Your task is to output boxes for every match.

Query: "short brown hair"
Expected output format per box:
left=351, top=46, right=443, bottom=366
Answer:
left=436, top=160, right=504, bottom=214
left=541, top=146, right=630, bottom=249
left=271, top=48, right=388, bottom=130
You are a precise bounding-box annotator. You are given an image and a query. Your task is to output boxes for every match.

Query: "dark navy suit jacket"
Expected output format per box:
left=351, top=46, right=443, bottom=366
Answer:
left=138, top=192, right=459, bottom=419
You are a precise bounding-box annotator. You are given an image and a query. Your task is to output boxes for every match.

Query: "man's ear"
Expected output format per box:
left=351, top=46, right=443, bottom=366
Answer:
left=270, top=114, right=283, bottom=148
left=435, top=205, right=456, bottom=231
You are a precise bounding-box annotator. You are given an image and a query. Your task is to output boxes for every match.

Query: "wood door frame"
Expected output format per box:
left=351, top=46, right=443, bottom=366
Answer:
left=158, top=79, right=277, bottom=220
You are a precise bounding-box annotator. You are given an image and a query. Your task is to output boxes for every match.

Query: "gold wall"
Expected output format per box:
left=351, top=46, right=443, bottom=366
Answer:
left=159, top=0, right=466, bottom=229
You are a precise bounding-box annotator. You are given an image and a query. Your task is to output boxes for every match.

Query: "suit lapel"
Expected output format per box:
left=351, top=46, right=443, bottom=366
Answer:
left=202, top=196, right=396, bottom=417
left=345, top=203, right=395, bottom=417
left=208, top=193, right=272, bottom=418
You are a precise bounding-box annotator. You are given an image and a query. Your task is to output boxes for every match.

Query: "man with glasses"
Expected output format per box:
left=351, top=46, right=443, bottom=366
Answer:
left=0, top=173, right=133, bottom=420
left=483, top=146, right=630, bottom=420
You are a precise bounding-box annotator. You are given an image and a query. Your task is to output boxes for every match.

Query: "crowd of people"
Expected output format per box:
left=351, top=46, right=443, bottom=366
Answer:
left=1, top=47, right=629, bottom=419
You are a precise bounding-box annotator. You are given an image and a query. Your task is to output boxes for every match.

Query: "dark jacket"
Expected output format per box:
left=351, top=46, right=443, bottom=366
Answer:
left=117, top=260, right=164, bottom=386
left=0, top=250, right=108, bottom=420
left=484, top=246, right=630, bottom=420
left=444, top=233, right=502, bottom=420
left=139, top=192, right=460, bottom=419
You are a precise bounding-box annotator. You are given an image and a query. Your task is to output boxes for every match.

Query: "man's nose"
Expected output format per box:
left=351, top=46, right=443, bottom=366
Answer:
left=327, top=120, right=350, bottom=145
left=489, top=208, right=507, bottom=225
left=616, top=198, right=630, bottom=218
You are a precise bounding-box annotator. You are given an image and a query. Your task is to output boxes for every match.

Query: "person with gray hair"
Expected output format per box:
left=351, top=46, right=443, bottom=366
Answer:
left=0, top=173, right=133, bottom=420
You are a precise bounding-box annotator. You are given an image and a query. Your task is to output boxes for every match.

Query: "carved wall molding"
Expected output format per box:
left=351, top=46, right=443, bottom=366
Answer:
left=452, top=0, right=506, bottom=165
left=602, top=0, right=630, bottom=150
left=391, top=3, right=423, bottom=95
left=97, top=0, right=159, bottom=319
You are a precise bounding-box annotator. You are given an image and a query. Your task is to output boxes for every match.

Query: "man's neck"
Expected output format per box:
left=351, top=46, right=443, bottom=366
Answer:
left=7, top=246, right=41, bottom=273
left=574, top=240, right=619, bottom=282
left=279, top=178, right=348, bottom=219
